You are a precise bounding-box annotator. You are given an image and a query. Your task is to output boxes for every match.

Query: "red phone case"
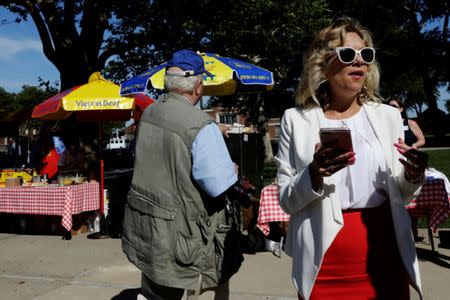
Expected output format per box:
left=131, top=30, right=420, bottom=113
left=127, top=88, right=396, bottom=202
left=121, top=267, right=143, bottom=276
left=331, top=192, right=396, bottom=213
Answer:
left=319, top=127, right=353, bottom=153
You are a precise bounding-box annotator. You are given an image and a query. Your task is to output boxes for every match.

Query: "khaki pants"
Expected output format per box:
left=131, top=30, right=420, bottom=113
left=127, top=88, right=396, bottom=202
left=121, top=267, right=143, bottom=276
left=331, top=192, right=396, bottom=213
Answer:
left=139, top=273, right=229, bottom=300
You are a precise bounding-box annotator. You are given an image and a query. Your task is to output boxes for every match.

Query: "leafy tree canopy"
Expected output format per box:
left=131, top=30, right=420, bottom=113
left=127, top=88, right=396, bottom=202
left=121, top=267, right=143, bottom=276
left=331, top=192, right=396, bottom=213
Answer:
left=1, top=0, right=329, bottom=118
left=330, top=0, right=449, bottom=113
left=1, top=0, right=448, bottom=135
left=0, top=83, right=57, bottom=123
left=105, top=0, right=330, bottom=118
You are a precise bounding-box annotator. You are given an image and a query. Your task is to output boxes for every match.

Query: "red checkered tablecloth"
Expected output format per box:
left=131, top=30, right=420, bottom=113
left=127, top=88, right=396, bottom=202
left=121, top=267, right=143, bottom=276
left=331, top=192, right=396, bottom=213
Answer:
left=257, top=184, right=290, bottom=236
left=406, top=179, right=450, bottom=232
left=0, top=182, right=100, bottom=231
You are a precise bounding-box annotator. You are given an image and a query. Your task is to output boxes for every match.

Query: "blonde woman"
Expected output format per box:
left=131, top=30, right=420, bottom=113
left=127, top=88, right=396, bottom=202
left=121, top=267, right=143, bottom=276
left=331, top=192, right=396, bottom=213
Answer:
left=276, top=17, right=427, bottom=299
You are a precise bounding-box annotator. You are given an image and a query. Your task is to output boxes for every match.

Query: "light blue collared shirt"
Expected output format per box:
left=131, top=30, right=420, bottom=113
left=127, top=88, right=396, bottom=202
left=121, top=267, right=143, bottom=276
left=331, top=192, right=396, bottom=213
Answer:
left=52, top=136, right=66, bottom=154
left=192, top=123, right=237, bottom=198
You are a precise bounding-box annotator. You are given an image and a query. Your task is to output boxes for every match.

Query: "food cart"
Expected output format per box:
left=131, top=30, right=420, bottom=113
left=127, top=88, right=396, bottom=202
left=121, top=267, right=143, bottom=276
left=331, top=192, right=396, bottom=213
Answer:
left=30, top=72, right=154, bottom=239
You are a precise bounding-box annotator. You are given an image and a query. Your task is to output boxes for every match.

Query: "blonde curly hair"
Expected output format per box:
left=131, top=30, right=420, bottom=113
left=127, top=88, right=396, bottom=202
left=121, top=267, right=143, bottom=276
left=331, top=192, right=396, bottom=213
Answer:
left=295, top=17, right=382, bottom=108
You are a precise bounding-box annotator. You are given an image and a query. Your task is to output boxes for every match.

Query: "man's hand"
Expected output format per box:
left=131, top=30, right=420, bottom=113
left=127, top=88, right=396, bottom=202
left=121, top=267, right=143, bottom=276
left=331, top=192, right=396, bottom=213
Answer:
left=218, top=123, right=231, bottom=138
left=233, top=163, right=239, bottom=175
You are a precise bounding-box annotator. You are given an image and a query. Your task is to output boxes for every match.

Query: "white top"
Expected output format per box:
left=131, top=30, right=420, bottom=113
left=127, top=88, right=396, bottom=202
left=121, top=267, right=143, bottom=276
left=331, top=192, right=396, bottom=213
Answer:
left=275, top=102, right=423, bottom=299
left=322, top=109, right=388, bottom=209
left=275, top=104, right=423, bottom=300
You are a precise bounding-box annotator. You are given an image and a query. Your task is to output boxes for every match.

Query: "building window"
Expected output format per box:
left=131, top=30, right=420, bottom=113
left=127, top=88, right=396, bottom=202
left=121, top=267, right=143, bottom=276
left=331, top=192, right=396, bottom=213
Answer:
left=219, top=113, right=237, bottom=124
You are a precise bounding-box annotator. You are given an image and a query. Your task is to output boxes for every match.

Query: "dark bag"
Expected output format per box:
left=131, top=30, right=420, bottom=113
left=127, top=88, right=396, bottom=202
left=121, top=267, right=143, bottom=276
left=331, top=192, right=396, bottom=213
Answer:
left=213, top=195, right=243, bottom=284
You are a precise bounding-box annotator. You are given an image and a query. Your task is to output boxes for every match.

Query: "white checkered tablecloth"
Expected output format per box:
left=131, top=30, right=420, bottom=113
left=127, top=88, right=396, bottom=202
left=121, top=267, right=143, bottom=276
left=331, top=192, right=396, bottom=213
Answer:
left=406, top=179, right=450, bottom=232
left=0, top=182, right=100, bottom=231
left=257, top=184, right=290, bottom=236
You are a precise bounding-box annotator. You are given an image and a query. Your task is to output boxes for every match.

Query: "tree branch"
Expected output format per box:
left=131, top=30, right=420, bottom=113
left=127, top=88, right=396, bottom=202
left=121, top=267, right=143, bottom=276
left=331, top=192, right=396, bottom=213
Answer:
left=80, top=1, right=110, bottom=67
left=97, top=31, right=151, bottom=67
left=37, top=0, right=68, bottom=52
left=63, top=0, right=79, bottom=40
left=22, top=0, right=57, bottom=66
left=443, top=11, right=449, bottom=42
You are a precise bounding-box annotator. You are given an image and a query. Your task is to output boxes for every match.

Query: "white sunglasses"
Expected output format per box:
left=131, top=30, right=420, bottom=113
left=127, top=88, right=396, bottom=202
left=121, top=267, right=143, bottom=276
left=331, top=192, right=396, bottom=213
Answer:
left=335, top=47, right=376, bottom=64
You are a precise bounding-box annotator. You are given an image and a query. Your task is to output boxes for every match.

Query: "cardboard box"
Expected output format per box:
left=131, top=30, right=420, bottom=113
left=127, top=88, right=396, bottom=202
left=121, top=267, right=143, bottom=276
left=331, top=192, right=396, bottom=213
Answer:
left=5, top=177, right=21, bottom=187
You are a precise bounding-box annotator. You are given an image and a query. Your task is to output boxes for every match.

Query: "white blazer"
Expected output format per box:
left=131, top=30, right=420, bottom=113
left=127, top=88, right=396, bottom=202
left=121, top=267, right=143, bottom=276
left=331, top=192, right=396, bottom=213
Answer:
left=275, top=102, right=423, bottom=300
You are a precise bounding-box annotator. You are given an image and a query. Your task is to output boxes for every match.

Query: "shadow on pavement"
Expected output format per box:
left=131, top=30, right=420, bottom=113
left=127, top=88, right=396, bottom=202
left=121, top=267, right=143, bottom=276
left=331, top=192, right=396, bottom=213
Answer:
left=416, top=247, right=450, bottom=268
left=111, top=288, right=141, bottom=300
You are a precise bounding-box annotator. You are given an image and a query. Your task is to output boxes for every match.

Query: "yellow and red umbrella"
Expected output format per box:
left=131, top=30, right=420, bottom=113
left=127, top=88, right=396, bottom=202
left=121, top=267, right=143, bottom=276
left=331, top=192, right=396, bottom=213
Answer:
left=32, top=72, right=155, bottom=235
left=32, top=72, right=154, bottom=122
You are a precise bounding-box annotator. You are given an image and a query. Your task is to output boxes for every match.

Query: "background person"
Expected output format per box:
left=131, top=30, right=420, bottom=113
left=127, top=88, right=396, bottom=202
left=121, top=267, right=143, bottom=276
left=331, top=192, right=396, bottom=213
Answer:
left=389, top=98, right=427, bottom=241
left=29, top=135, right=43, bottom=169
left=7, top=137, right=21, bottom=167
left=276, top=17, right=427, bottom=300
left=58, top=138, right=86, bottom=175
left=122, top=49, right=242, bottom=300
left=38, top=135, right=60, bottom=182
left=388, top=98, right=425, bottom=149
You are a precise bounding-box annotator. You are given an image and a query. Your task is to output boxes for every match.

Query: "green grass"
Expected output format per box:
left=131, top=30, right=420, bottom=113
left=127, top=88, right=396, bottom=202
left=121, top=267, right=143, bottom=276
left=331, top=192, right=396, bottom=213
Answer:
left=264, top=149, right=450, bottom=185
left=263, top=149, right=450, bottom=187
left=424, top=149, right=450, bottom=178
left=263, top=161, right=277, bottom=186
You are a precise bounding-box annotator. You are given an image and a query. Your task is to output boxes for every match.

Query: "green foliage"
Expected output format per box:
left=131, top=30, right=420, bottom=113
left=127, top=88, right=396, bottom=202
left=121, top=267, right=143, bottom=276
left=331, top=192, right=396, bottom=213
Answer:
left=329, top=0, right=450, bottom=121
left=105, top=0, right=330, bottom=118
left=0, top=0, right=151, bottom=89
left=0, top=87, right=16, bottom=117
left=1, top=0, right=447, bottom=125
left=205, top=0, right=330, bottom=117
left=0, top=84, right=57, bottom=123
left=263, top=161, right=278, bottom=187
left=0, top=0, right=328, bottom=111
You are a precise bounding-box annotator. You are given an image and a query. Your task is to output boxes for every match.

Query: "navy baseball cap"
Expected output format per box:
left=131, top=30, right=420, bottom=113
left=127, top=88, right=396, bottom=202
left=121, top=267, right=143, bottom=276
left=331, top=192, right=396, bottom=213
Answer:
left=166, top=49, right=213, bottom=77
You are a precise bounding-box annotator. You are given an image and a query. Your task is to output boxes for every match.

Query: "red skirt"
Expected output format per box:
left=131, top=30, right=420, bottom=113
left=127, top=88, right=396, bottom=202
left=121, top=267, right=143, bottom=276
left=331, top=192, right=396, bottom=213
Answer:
left=301, top=201, right=410, bottom=300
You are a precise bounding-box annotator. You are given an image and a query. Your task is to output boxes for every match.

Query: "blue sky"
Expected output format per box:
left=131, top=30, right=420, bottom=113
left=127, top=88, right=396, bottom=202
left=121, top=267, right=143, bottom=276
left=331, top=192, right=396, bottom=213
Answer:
left=0, top=7, right=448, bottom=113
left=0, top=8, right=59, bottom=91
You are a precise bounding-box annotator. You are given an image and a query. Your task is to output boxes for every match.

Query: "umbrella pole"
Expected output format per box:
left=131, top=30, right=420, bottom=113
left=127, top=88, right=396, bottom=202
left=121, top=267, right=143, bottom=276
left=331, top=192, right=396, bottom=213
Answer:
left=100, top=158, right=105, bottom=215
left=88, top=123, right=110, bottom=239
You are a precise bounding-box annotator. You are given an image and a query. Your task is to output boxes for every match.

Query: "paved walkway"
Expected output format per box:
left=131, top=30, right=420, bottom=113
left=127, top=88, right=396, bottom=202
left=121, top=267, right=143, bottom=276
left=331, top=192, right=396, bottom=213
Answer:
left=421, top=147, right=450, bottom=151
left=0, top=228, right=449, bottom=299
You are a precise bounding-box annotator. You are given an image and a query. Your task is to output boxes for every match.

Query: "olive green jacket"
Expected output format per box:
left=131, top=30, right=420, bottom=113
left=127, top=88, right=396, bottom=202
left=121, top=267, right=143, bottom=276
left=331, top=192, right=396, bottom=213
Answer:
left=122, top=92, right=242, bottom=290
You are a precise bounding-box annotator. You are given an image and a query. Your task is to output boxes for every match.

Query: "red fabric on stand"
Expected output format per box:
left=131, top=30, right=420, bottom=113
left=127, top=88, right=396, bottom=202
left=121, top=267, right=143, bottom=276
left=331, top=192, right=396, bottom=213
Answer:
left=0, top=182, right=99, bottom=231
left=300, top=201, right=410, bottom=300
left=40, top=148, right=60, bottom=180
left=406, top=178, right=450, bottom=232
left=257, top=184, right=290, bottom=235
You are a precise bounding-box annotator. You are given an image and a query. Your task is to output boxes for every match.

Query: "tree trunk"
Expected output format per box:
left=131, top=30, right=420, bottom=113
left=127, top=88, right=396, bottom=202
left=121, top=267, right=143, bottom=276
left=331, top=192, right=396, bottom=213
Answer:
left=421, top=74, right=445, bottom=139
left=57, top=50, right=99, bottom=90
left=60, top=69, right=92, bottom=91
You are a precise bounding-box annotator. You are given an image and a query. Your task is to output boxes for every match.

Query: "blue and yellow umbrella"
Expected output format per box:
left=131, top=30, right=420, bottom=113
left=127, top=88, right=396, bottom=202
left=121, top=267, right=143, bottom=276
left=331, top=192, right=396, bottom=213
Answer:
left=120, top=52, right=274, bottom=96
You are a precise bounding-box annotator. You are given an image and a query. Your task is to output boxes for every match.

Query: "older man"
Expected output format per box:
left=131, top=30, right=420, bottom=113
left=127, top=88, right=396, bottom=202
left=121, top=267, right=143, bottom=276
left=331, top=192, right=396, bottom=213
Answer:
left=122, top=49, right=242, bottom=300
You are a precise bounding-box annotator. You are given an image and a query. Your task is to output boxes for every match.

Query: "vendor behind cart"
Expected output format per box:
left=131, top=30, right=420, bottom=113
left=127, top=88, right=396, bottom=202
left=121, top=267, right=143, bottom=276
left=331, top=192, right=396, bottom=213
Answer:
left=58, top=138, right=86, bottom=175
left=37, top=135, right=60, bottom=182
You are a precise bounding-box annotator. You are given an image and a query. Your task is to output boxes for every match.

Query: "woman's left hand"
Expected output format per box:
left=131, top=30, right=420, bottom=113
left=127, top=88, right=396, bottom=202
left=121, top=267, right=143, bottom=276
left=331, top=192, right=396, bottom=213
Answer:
left=394, top=138, right=428, bottom=183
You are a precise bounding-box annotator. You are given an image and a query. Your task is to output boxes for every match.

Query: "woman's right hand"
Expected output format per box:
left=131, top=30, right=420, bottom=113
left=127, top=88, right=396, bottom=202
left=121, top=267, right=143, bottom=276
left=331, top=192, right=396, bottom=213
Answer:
left=309, top=143, right=355, bottom=190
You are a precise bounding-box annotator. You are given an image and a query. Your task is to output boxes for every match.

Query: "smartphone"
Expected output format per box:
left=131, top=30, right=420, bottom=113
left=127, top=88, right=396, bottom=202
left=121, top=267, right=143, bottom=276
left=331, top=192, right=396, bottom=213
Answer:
left=319, top=127, right=354, bottom=154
